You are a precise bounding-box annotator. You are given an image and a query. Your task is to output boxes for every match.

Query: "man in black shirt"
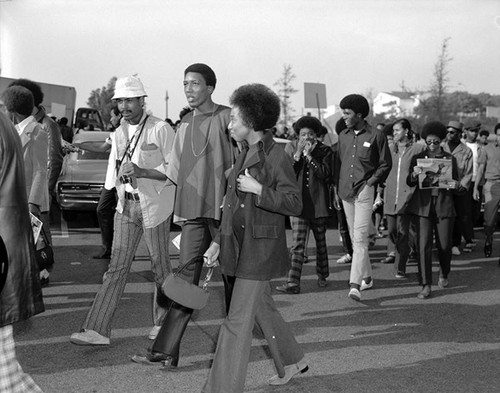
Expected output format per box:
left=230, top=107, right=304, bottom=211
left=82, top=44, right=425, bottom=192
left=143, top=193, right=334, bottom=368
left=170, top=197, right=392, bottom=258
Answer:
left=335, top=94, right=392, bottom=301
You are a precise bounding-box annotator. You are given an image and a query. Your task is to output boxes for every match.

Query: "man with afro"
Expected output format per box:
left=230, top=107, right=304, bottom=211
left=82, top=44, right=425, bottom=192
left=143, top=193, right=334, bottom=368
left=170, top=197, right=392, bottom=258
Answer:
left=335, top=94, right=392, bottom=301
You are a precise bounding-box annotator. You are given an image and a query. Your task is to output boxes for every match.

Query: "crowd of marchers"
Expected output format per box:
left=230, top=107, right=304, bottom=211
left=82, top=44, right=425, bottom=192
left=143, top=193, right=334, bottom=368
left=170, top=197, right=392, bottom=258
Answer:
left=1, top=67, right=499, bottom=393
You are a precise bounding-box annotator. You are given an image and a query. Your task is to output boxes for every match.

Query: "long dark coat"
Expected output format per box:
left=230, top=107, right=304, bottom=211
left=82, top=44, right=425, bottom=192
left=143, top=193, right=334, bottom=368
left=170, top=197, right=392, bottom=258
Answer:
left=0, top=112, right=44, bottom=326
left=219, top=131, right=302, bottom=281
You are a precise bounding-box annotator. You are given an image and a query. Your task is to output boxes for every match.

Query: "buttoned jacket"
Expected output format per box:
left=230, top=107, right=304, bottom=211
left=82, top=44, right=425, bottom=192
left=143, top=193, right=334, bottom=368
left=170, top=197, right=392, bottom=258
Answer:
left=218, top=131, right=302, bottom=280
left=293, top=141, right=333, bottom=218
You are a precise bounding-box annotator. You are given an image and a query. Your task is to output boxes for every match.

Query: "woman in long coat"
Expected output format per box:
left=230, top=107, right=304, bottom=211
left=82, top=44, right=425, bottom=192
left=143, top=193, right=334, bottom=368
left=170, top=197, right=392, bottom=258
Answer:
left=0, top=111, right=44, bottom=391
left=407, top=121, right=459, bottom=299
left=202, top=84, right=307, bottom=393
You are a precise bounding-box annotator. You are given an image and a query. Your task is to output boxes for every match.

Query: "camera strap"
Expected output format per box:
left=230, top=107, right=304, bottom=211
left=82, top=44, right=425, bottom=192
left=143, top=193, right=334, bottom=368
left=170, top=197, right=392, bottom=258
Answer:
left=116, top=115, right=149, bottom=175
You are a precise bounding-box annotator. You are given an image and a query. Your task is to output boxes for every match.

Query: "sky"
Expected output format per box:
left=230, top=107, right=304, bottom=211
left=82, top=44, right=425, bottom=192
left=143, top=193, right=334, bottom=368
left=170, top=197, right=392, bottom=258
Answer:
left=1, top=0, right=499, bottom=121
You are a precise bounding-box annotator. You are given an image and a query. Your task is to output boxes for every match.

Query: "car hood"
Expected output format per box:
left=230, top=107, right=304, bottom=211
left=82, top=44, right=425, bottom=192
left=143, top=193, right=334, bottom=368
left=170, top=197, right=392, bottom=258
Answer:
left=58, top=159, right=108, bottom=184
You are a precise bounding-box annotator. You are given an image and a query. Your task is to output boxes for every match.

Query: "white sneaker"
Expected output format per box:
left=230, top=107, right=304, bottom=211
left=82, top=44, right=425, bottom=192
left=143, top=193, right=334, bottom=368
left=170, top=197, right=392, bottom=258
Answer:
left=451, top=246, right=461, bottom=256
left=70, top=329, right=110, bottom=346
left=336, top=254, right=352, bottom=264
left=148, top=325, right=161, bottom=340
left=348, top=288, right=361, bottom=301
left=268, top=358, right=309, bottom=385
left=360, top=279, right=373, bottom=291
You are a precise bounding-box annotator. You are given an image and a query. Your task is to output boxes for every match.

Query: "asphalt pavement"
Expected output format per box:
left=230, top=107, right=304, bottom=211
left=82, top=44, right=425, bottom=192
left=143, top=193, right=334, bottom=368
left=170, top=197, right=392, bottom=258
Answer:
left=14, top=212, right=500, bottom=393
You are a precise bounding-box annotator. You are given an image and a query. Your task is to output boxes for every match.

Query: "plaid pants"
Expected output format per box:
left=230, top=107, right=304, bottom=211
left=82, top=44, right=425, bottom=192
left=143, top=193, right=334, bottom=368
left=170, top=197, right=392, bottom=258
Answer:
left=288, top=216, right=329, bottom=285
left=0, top=325, right=43, bottom=393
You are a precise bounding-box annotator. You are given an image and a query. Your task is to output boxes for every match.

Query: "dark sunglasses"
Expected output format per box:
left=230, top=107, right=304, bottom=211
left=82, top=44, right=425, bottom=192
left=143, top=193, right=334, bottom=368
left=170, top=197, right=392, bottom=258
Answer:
left=426, top=140, right=441, bottom=146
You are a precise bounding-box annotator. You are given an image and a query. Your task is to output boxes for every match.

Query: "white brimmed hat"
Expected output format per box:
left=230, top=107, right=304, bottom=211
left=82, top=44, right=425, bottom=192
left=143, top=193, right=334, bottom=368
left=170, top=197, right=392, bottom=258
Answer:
left=112, top=75, right=147, bottom=99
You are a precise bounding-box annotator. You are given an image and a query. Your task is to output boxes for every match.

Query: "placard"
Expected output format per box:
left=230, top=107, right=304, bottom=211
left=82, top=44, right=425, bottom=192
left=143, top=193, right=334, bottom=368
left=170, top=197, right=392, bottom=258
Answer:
left=416, top=158, right=454, bottom=189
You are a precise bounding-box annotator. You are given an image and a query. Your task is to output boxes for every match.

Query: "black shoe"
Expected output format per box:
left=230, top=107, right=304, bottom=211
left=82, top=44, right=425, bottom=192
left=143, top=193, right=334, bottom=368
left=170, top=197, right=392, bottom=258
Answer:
left=275, top=283, right=301, bottom=294
left=40, top=277, right=50, bottom=287
left=160, top=356, right=179, bottom=370
left=93, top=250, right=111, bottom=260
left=484, top=243, right=492, bottom=258
left=131, top=353, right=178, bottom=368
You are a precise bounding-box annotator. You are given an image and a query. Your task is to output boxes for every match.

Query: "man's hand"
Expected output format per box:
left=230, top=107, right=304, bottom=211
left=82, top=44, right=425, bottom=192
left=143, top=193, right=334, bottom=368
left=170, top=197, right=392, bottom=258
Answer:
left=29, top=203, right=41, bottom=218
left=237, top=169, right=263, bottom=196
left=121, top=162, right=142, bottom=178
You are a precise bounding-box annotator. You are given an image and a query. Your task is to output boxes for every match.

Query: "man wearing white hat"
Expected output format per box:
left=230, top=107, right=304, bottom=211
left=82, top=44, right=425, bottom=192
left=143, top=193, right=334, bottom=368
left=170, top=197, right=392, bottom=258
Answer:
left=70, top=75, right=176, bottom=345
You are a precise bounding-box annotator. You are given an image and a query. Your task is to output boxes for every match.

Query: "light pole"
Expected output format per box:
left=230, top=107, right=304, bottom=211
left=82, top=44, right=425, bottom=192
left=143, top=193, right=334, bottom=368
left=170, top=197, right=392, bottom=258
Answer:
left=165, top=89, right=169, bottom=120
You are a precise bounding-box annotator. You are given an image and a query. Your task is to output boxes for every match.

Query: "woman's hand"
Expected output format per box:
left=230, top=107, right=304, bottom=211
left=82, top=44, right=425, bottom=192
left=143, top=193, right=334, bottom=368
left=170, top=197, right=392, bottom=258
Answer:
left=203, top=242, right=220, bottom=267
left=296, top=138, right=307, bottom=154
left=446, top=180, right=459, bottom=190
left=237, top=169, right=263, bottom=196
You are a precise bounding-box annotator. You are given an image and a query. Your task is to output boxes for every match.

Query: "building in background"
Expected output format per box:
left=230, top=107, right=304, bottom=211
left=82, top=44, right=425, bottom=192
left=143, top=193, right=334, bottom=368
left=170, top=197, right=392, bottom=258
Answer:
left=373, top=91, right=421, bottom=119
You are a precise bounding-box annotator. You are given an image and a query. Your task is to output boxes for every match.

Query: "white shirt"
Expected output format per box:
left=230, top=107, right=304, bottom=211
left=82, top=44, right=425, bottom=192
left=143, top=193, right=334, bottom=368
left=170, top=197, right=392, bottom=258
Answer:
left=465, top=141, right=479, bottom=181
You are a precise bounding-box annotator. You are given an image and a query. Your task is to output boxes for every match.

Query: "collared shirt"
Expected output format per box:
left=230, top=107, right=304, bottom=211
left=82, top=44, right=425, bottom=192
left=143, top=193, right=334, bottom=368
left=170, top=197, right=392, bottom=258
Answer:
left=336, top=122, right=392, bottom=201
left=477, top=142, right=500, bottom=181
left=464, top=141, right=480, bottom=181
left=15, top=115, right=36, bottom=136
left=111, top=112, right=176, bottom=228
left=442, top=141, right=473, bottom=189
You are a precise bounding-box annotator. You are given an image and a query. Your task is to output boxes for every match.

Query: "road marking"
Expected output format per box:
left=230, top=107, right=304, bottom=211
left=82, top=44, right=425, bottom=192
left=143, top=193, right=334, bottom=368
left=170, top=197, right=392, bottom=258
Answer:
left=53, top=211, right=69, bottom=238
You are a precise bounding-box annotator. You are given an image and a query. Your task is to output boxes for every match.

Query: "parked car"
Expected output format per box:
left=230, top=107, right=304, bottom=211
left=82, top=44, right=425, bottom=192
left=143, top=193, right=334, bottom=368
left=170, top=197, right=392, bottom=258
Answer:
left=56, top=130, right=110, bottom=220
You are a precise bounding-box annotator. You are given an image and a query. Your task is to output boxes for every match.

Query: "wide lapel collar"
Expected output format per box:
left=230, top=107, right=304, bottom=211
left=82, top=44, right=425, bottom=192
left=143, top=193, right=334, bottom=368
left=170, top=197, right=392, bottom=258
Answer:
left=239, top=131, right=275, bottom=174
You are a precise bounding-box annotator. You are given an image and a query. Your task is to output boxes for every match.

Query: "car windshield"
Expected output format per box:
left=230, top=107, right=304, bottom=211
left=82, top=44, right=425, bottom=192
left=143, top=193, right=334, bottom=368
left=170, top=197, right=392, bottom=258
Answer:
left=76, top=150, right=109, bottom=160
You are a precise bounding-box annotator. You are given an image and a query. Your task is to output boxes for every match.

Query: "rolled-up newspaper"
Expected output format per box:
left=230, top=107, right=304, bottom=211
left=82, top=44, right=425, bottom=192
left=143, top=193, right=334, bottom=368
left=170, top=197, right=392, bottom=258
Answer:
left=30, top=213, right=43, bottom=244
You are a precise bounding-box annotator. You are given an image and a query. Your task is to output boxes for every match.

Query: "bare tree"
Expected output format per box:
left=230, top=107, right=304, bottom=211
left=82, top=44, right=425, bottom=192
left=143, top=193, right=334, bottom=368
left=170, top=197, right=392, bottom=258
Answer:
left=430, top=37, right=453, bottom=121
left=87, top=77, right=117, bottom=125
left=274, top=64, right=298, bottom=129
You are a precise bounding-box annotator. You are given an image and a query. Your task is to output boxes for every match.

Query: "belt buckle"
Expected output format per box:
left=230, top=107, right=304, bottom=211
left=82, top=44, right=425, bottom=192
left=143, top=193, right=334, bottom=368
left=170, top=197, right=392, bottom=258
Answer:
left=126, top=192, right=139, bottom=201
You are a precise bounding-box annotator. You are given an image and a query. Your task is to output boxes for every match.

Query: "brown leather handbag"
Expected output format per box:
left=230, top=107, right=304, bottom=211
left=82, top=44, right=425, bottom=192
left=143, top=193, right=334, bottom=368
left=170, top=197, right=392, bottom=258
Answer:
left=161, top=257, right=214, bottom=310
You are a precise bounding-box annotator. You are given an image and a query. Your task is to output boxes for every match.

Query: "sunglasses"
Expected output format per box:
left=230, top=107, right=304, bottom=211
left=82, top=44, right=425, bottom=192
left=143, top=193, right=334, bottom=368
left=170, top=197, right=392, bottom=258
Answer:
left=426, top=140, right=441, bottom=146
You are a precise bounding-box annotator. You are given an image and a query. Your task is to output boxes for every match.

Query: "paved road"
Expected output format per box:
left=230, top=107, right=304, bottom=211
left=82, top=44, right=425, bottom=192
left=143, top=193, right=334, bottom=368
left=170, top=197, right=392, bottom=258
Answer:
left=14, top=211, right=500, bottom=393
